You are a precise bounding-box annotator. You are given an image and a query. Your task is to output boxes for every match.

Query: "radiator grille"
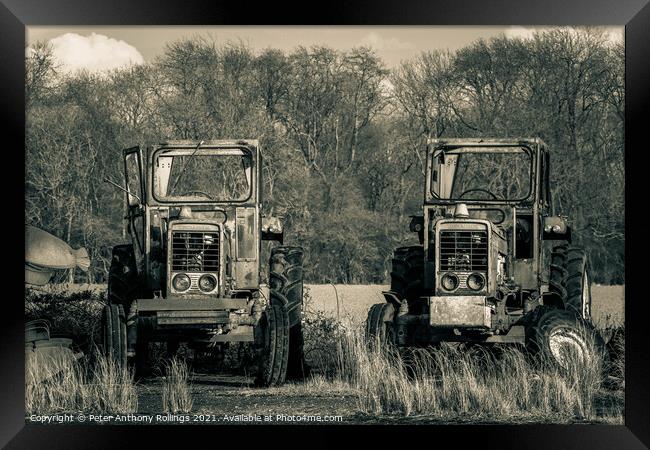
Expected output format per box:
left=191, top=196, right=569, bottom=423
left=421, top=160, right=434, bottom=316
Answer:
left=171, top=231, right=220, bottom=273
left=439, top=230, right=488, bottom=272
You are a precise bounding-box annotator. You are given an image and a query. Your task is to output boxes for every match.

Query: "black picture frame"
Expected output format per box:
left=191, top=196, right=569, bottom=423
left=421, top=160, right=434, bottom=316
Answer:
left=2, top=0, right=648, bottom=447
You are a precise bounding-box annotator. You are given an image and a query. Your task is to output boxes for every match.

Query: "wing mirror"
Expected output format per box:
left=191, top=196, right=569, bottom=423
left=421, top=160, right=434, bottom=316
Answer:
left=261, top=216, right=284, bottom=244
left=104, top=177, right=141, bottom=207
left=543, top=216, right=571, bottom=241
left=409, top=215, right=424, bottom=244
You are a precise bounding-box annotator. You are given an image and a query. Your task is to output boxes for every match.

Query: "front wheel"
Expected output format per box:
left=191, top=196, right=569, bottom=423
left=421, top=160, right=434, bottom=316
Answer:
left=526, top=308, right=606, bottom=371
left=101, top=304, right=127, bottom=368
left=254, top=302, right=290, bottom=387
left=365, top=303, right=396, bottom=350
left=269, top=246, right=307, bottom=380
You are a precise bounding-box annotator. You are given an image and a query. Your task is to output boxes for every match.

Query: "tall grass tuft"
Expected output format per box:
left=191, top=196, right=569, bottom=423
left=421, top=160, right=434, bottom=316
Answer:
left=330, top=328, right=614, bottom=422
left=161, top=357, right=193, bottom=413
left=26, top=351, right=138, bottom=415
left=26, top=352, right=89, bottom=414
left=89, top=354, right=138, bottom=414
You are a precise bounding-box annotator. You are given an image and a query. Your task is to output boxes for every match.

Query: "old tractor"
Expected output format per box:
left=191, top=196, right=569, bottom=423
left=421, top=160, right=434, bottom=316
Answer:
left=366, top=138, right=604, bottom=366
left=102, top=140, right=306, bottom=386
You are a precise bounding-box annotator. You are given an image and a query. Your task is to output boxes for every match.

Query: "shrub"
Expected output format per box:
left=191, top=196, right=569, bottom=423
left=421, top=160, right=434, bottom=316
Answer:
left=25, top=288, right=104, bottom=355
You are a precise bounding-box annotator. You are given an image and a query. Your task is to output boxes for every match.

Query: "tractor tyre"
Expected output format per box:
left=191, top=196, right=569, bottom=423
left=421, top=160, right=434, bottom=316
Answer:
left=549, top=244, right=592, bottom=319
left=108, top=244, right=140, bottom=309
left=365, top=303, right=396, bottom=350
left=390, top=246, right=424, bottom=308
left=254, top=301, right=290, bottom=387
left=269, top=246, right=308, bottom=380
left=101, top=304, right=127, bottom=368
left=526, top=307, right=606, bottom=370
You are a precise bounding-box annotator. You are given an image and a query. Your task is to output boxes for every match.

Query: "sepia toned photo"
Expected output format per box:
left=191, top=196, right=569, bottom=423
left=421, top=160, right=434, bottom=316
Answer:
left=24, top=25, right=624, bottom=425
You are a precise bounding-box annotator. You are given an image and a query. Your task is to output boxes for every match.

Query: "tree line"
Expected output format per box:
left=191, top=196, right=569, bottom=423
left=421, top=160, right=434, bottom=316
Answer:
left=25, top=27, right=624, bottom=284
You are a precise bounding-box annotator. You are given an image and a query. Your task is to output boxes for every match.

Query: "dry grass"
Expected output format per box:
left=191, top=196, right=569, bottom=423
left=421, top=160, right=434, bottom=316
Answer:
left=91, top=354, right=139, bottom=414
left=25, top=284, right=624, bottom=423
left=302, top=291, right=622, bottom=422
left=161, top=357, right=193, bottom=413
left=26, top=351, right=88, bottom=414
left=26, top=351, right=138, bottom=415
left=327, top=329, right=620, bottom=423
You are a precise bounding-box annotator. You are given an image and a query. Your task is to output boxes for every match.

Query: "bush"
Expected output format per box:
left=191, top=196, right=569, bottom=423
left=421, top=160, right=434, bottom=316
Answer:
left=25, top=288, right=104, bottom=355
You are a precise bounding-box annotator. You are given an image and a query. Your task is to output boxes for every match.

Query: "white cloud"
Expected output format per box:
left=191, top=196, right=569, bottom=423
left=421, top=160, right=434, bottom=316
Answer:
left=359, top=32, right=415, bottom=51
left=504, top=26, right=536, bottom=40
left=47, top=33, right=144, bottom=74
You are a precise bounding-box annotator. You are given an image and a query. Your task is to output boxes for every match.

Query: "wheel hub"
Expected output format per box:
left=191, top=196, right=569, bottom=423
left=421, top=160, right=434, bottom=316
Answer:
left=582, top=271, right=591, bottom=319
left=548, top=327, right=590, bottom=368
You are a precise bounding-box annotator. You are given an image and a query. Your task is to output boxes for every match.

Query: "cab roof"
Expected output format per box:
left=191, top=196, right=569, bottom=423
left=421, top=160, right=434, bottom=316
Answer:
left=157, top=139, right=260, bottom=151
left=428, top=137, right=547, bottom=151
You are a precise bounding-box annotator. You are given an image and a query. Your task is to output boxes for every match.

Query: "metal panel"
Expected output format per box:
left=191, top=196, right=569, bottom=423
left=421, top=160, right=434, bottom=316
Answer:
left=429, top=296, right=491, bottom=328
left=158, top=317, right=227, bottom=325
left=137, top=298, right=248, bottom=311
left=156, top=308, right=233, bottom=325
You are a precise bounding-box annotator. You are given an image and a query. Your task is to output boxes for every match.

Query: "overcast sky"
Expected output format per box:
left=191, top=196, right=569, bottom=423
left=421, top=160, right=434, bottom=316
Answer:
left=27, top=26, right=623, bottom=74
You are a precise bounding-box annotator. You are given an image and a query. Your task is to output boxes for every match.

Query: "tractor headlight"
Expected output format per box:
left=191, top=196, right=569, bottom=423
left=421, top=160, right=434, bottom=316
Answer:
left=198, top=274, right=217, bottom=292
left=441, top=273, right=459, bottom=291
left=467, top=273, right=486, bottom=291
left=172, top=273, right=191, bottom=292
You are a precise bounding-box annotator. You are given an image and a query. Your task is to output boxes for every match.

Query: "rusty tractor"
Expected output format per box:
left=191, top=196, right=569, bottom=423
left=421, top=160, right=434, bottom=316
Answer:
left=103, top=140, right=306, bottom=385
left=366, top=138, right=605, bottom=367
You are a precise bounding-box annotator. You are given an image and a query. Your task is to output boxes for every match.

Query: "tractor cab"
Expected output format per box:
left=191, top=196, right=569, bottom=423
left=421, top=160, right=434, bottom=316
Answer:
left=418, top=138, right=568, bottom=299
left=122, top=140, right=275, bottom=298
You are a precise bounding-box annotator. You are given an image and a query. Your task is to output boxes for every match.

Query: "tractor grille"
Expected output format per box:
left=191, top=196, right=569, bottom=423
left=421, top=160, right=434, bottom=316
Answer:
left=171, top=231, right=220, bottom=273
left=439, top=230, right=488, bottom=272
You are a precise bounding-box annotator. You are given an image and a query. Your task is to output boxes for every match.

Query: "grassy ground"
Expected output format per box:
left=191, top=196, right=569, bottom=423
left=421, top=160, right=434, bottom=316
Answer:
left=25, top=284, right=625, bottom=424
left=26, top=350, right=138, bottom=416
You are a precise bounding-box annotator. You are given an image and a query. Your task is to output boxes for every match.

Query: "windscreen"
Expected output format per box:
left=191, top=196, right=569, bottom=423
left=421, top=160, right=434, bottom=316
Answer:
left=431, top=146, right=532, bottom=201
left=153, top=148, right=252, bottom=202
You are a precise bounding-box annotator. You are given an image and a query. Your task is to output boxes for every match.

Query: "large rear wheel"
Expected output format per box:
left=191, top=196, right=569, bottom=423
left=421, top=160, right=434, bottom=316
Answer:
left=390, top=246, right=424, bottom=312
left=108, top=245, right=140, bottom=310
left=549, top=244, right=592, bottom=319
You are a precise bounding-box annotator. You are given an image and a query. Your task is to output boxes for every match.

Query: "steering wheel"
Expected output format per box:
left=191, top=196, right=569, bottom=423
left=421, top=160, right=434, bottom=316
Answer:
left=179, top=190, right=215, bottom=200
left=458, top=188, right=500, bottom=200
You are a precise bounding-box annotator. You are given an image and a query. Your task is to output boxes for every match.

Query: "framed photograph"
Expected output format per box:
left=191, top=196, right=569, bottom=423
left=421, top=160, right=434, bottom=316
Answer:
left=2, top=0, right=648, bottom=446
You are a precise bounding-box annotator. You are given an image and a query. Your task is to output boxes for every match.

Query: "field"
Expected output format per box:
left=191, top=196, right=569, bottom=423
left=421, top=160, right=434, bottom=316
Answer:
left=306, top=284, right=625, bottom=328
left=25, top=284, right=624, bottom=425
